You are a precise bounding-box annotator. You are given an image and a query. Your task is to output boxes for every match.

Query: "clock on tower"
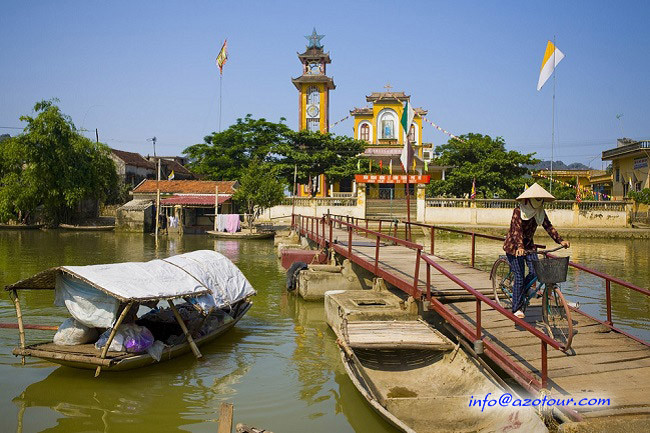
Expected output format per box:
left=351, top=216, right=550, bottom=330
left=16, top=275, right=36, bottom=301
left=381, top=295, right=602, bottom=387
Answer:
left=291, top=28, right=335, bottom=134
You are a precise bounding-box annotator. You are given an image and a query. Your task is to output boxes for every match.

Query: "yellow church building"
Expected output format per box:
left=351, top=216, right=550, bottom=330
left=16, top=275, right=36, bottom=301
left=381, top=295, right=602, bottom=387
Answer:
left=292, top=29, right=446, bottom=198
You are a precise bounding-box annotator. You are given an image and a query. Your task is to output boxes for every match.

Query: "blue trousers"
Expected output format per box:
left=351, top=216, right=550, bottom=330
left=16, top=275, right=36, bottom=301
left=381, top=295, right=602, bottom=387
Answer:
left=505, top=253, right=538, bottom=312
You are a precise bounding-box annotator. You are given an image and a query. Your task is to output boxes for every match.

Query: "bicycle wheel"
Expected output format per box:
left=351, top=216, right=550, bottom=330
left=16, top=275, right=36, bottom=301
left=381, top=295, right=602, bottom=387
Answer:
left=491, top=258, right=513, bottom=310
left=542, top=285, right=574, bottom=350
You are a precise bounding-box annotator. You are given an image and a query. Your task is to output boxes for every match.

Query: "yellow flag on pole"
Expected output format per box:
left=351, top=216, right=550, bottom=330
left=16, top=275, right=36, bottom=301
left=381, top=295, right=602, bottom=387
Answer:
left=537, top=40, right=564, bottom=91
left=216, top=39, right=228, bottom=75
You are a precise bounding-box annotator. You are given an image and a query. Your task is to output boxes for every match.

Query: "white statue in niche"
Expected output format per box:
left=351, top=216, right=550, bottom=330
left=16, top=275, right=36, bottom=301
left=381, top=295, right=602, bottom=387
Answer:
left=382, top=119, right=394, bottom=139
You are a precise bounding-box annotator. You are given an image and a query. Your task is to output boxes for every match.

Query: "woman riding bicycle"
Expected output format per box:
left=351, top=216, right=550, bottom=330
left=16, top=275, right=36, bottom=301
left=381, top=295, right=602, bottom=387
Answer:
left=503, top=183, right=570, bottom=318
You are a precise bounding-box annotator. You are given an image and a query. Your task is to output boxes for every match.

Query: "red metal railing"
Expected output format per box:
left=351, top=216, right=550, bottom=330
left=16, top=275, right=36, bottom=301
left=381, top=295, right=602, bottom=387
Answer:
left=421, top=253, right=564, bottom=390
left=294, top=213, right=424, bottom=298
left=326, top=215, right=650, bottom=345
left=291, top=212, right=650, bottom=406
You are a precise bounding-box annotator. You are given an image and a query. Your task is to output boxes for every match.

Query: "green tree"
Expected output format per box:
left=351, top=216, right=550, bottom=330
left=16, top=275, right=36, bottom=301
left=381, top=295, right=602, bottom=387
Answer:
left=426, top=133, right=539, bottom=199
left=629, top=188, right=650, bottom=204
left=0, top=100, right=118, bottom=224
left=233, top=160, right=286, bottom=230
left=273, top=129, right=368, bottom=196
left=183, top=115, right=291, bottom=180
left=534, top=177, right=594, bottom=201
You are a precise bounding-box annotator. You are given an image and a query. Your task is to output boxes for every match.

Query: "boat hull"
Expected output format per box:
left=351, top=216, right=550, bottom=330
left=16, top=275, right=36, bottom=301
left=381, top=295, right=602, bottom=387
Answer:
left=207, top=231, right=274, bottom=239
left=58, top=224, right=115, bottom=231
left=337, top=325, right=549, bottom=433
left=14, top=301, right=251, bottom=372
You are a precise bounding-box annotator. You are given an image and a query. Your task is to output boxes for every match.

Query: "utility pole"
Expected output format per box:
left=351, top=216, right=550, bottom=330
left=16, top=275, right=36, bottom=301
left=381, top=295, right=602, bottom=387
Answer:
left=148, top=137, right=160, bottom=244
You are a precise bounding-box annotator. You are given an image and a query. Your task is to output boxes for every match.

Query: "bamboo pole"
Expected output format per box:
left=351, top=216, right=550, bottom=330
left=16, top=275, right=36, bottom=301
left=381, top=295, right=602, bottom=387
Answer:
left=155, top=158, right=161, bottom=245
left=213, top=185, right=219, bottom=232
left=95, top=302, right=133, bottom=377
left=167, top=300, right=202, bottom=359
left=10, top=290, right=26, bottom=365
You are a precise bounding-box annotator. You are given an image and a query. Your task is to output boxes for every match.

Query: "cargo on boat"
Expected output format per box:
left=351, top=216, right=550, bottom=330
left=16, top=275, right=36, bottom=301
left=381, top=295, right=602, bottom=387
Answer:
left=5, top=250, right=256, bottom=375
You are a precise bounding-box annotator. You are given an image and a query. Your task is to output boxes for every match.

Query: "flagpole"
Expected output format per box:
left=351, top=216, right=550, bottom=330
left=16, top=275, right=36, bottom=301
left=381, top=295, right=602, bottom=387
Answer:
left=550, top=35, right=556, bottom=194
left=405, top=140, right=411, bottom=242
left=218, top=72, right=223, bottom=132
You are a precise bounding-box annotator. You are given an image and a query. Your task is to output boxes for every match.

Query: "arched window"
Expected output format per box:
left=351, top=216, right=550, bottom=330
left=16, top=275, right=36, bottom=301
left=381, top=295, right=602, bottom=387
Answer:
left=377, top=109, right=398, bottom=139
left=307, top=86, right=320, bottom=105
left=408, top=125, right=416, bottom=143
left=360, top=123, right=370, bottom=142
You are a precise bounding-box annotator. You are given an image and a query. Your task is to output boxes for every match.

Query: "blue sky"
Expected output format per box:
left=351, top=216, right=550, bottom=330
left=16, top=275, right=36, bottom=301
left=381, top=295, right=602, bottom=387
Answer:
left=1, top=1, right=648, bottom=168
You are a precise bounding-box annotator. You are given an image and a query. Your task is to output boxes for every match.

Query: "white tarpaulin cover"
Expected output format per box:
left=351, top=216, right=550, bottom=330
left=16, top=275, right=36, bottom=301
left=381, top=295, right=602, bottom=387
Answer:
left=162, top=250, right=255, bottom=308
left=51, top=250, right=255, bottom=327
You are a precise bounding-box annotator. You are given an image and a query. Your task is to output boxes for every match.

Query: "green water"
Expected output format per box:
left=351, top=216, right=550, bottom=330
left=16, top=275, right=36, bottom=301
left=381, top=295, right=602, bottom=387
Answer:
left=0, top=231, right=648, bottom=432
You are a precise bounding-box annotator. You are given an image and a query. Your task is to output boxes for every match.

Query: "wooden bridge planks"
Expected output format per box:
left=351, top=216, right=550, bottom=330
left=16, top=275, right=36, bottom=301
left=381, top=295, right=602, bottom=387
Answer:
left=318, top=223, right=650, bottom=418
left=450, top=300, right=650, bottom=417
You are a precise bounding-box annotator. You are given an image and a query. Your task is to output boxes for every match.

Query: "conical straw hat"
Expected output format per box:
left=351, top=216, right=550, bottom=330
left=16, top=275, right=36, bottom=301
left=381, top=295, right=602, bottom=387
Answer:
left=516, top=182, right=555, bottom=201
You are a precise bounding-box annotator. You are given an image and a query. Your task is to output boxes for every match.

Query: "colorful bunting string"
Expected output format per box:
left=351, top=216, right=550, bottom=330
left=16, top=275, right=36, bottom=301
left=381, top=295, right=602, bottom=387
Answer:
left=422, top=117, right=466, bottom=143
left=330, top=115, right=350, bottom=128
left=535, top=173, right=612, bottom=201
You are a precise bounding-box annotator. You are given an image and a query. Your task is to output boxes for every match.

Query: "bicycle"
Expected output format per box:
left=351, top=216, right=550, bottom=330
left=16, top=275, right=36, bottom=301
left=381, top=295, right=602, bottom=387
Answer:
left=490, top=245, right=574, bottom=351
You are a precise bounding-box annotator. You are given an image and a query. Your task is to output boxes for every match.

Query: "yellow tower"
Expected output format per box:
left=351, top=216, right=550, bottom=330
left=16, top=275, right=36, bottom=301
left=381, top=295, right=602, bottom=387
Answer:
left=291, top=28, right=336, bottom=196
left=292, top=28, right=335, bottom=133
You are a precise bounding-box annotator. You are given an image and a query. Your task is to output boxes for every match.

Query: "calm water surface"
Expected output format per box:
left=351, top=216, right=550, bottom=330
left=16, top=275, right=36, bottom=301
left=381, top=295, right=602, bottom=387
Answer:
left=0, top=230, right=648, bottom=432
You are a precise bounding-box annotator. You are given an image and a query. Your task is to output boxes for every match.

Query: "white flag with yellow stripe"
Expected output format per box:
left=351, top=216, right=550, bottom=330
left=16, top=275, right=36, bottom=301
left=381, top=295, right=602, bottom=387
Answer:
left=537, top=40, right=565, bottom=91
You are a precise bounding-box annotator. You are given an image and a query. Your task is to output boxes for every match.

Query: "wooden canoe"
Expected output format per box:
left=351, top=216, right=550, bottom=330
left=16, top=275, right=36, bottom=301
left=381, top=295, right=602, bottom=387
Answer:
left=13, top=300, right=252, bottom=372
left=338, top=319, right=548, bottom=433
left=207, top=231, right=274, bottom=239
left=59, top=224, right=115, bottom=231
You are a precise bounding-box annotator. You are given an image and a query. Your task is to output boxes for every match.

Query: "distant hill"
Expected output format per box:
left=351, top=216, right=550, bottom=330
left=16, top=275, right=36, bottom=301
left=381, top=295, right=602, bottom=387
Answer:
left=525, top=160, right=592, bottom=171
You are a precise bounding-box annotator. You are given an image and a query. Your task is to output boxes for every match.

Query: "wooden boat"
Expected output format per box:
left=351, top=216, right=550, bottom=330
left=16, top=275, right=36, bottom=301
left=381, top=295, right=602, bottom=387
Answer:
left=13, top=299, right=251, bottom=371
left=207, top=230, right=274, bottom=240
left=59, top=223, right=115, bottom=231
left=5, top=250, right=256, bottom=376
left=337, top=319, right=548, bottom=433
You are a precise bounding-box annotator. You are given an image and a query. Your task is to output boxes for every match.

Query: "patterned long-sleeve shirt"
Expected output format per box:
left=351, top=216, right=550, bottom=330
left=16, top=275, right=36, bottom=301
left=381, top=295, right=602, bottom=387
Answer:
left=503, top=208, right=563, bottom=255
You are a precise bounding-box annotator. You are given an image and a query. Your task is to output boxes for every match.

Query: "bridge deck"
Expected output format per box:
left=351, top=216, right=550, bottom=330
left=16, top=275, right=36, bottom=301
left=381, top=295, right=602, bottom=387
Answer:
left=319, top=224, right=650, bottom=419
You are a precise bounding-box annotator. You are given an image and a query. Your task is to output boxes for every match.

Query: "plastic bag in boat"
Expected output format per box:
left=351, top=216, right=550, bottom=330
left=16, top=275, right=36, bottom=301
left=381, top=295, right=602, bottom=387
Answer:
left=95, top=324, right=154, bottom=353
left=146, top=340, right=166, bottom=362
left=53, top=318, right=99, bottom=346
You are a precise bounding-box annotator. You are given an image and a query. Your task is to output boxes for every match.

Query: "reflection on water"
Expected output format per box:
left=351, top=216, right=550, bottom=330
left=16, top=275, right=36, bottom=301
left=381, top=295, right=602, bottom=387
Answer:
left=0, top=231, right=398, bottom=433
left=0, top=230, right=647, bottom=432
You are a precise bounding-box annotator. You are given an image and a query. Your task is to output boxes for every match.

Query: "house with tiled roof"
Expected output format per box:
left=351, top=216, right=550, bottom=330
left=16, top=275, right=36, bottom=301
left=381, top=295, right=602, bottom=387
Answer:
left=109, top=148, right=156, bottom=186
left=110, top=148, right=198, bottom=188
left=147, top=157, right=196, bottom=181
left=117, top=180, right=239, bottom=233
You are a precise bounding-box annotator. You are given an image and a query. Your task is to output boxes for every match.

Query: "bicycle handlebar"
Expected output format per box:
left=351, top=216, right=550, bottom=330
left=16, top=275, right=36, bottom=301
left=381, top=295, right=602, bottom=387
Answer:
left=525, top=245, right=568, bottom=255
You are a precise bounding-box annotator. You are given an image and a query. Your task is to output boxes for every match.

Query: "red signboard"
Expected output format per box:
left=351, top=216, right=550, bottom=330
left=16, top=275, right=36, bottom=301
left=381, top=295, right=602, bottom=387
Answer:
left=354, top=174, right=431, bottom=184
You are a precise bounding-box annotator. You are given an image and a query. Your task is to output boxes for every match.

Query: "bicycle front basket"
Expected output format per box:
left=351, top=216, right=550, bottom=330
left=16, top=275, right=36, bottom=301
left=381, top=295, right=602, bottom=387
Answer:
left=533, top=256, right=569, bottom=284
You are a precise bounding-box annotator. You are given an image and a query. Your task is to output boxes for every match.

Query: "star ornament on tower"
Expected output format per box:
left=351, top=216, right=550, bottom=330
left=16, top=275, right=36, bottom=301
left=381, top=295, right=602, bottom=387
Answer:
left=305, top=27, right=324, bottom=49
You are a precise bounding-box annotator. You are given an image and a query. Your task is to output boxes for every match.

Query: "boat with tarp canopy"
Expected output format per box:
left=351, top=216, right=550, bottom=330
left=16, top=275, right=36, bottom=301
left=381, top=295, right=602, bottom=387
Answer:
left=5, top=250, right=256, bottom=376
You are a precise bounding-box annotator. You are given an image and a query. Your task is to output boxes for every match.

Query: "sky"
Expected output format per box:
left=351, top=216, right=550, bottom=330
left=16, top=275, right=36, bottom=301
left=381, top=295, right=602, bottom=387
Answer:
left=1, top=1, right=648, bottom=169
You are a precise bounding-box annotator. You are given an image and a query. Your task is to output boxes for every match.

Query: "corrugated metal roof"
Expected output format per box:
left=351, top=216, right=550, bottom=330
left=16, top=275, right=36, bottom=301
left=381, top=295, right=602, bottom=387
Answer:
left=119, top=199, right=154, bottom=210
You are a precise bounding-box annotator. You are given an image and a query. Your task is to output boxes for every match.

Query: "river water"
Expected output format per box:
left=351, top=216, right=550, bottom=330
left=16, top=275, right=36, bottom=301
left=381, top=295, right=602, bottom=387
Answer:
left=0, top=230, right=648, bottom=432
